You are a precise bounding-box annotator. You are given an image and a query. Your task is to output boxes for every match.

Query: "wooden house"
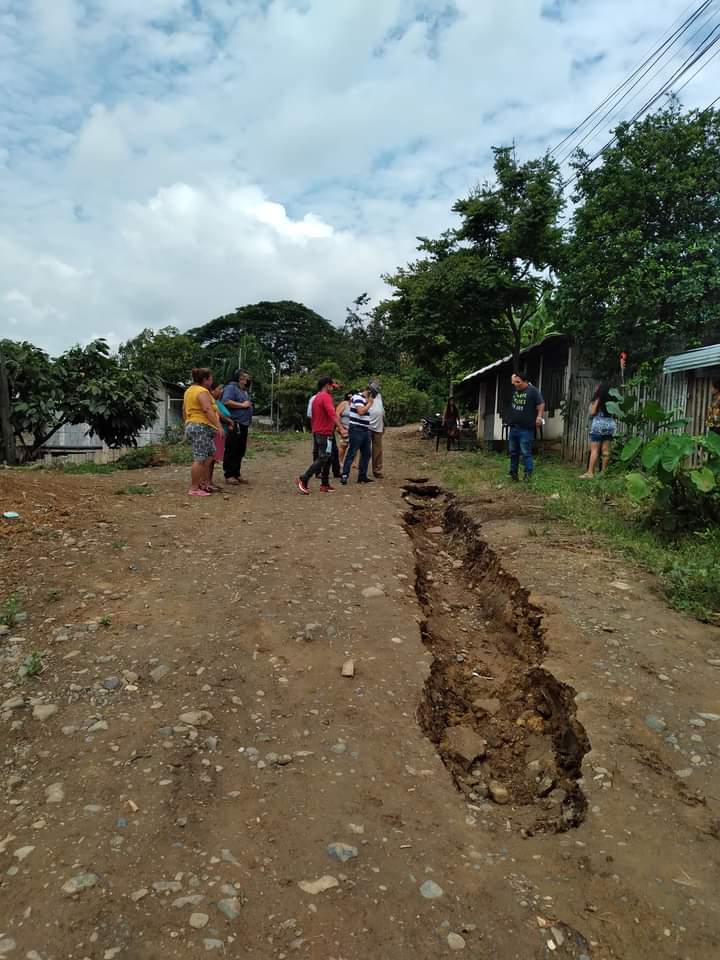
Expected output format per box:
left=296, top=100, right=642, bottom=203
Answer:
left=456, top=334, right=571, bottom=447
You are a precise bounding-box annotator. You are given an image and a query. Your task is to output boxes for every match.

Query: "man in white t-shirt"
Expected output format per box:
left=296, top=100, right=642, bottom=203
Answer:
left=367, top=379, right=385, bottom=479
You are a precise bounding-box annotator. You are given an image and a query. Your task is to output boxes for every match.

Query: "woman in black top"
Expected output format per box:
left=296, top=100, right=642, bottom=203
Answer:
left=581, top=382, right=617, bottom=478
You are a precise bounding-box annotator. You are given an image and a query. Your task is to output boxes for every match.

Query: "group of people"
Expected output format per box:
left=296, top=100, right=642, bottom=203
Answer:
left=295, top=377, right=385, bottom=494
left=503, top=369, right=619, bottom=481
left=182, top=368, right=253, bottom=497
left=181, top=368, right=386, bottom=498
left=504, top=372, right=720, bottom=482
left=181, top=366, right=720, bottom=497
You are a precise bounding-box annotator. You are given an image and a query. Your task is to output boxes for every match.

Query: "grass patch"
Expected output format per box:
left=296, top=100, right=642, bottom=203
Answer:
left=115, top=485, right=155, bottom=496
left=51, top=461, right=117, bottom=475
left=437, top=448, right=720, bottom=624
left=0, top=593, right=23, bottom=627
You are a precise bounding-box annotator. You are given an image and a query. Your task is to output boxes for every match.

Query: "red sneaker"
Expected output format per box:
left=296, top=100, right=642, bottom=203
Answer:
left=320, top=484, right=335, bottom=493
left=295, top=476, right=310, bottom=495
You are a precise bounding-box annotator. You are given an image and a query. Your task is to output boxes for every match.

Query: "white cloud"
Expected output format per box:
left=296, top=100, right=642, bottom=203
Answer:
left=0, top=0, right=716, bottom=355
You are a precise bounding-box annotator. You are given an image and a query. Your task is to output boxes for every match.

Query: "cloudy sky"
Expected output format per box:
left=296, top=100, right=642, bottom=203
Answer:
left=0, top=0, right=716, bottom=355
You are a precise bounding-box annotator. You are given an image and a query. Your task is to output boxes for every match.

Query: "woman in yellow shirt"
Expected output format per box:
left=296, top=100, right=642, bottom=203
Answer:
left=183, top=367, right=222, bottom=497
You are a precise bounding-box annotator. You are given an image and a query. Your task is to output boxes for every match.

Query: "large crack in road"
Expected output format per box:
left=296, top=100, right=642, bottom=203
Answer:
left=402, top=481, right=590, bottom=836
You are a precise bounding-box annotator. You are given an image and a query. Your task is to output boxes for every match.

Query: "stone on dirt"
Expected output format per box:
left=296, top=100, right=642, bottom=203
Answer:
left=303, top=623, right=322, bottom=642
left=419, top=880, right=444, bottom=899
left=217, top=897, right=243, bottom=920
left=327, top=842, right=358, bottom=863
left=341, top=660, right=355, bottom=677
left=32, top=704, right=58, bottom=721
left=447, top=933, right=466, bottom=950
left=62, top=873, right=99, bottom=895
left=441, top=725, right=487, bottom=768
left=45, top=782, right=64, bottom=803
left=489, top=780, right=510, bottom=804
left=298, top=875, right=339, bottom=895
left=150, top=664, right=171, bottom=681
left=190, top=913, right=209, bottom=929
left=644, top=715, right=667, bottom=732
left=179, top=710, right=213, bottom=727
left=472, top=698, right=501, bottom=717
left=361, top=586, right=385, bottom=599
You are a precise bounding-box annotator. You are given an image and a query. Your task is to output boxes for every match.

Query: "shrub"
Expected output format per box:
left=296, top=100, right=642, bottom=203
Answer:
left=376, top=375, right=434, bottom=425
left=115, top=446, right=164, bottom=470
left=621, top=430, right=720, bottom=531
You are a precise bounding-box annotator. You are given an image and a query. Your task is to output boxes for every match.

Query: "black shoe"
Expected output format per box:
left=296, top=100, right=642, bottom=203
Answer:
left=509, top=473, right=519, bottom=482
left=340, top=475, right=348, bottom=486
left=357, top=477, right=374, bottom=484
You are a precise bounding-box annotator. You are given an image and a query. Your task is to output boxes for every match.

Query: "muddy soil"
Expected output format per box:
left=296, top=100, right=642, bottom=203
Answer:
left=0, top=430, right=719, bottom=960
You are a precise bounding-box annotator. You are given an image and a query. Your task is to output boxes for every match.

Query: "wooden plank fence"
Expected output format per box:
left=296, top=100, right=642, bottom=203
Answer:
left=562, top=371, right=709, bottom=464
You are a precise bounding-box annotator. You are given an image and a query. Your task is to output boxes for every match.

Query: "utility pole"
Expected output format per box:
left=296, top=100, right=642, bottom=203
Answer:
left=0, top=348, right=17, bottom=465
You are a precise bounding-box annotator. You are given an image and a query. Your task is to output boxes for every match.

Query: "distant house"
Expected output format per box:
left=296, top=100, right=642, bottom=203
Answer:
left=42, top=381, right=185, bottom=454
left=662, top=343, right=720, bottom=434
left=456, top=334, right=571, bottom=446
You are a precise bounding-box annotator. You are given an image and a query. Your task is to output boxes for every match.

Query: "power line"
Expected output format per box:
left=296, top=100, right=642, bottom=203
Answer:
left=674, top=36, right=720, bottom=92
left=562, top=22, right=720, bottom=188
left=550, top=0, right=714, bottom=158
left=555, top=1, right=718, bottom=165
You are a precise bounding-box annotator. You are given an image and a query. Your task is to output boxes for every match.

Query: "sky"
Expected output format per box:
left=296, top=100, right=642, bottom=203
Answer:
left=0, top=0, right=717, bottom=355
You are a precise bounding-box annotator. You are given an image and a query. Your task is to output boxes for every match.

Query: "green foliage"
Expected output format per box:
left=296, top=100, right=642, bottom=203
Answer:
left=435, top=447, right=720, bottom=623
left=118, top=326, right=201, bottom=385
left=377, top=375, right=434, bottom=425
left=557, top=104, right=720, bottom=375
left=622, top=430, right=720, bottom=530
left=381, top=148, right=564, bottom=373
left=0, top=594, right=22, bottom=627
left=115, top=446, right=164, bottom=470
left=98, top=615, right=112, bottom=627
left=274, top=372, right=316, bottom=430
left=19, top=651, right=43, bottom=680
left=1, top=338, right=158, bottom=460
left=606, top=387, right=688, bottom=439
left=189, top=301, right=339, bottom=376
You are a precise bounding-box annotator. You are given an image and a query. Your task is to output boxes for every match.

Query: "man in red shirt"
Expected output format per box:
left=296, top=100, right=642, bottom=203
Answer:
left=295, top=377, right=347, bottom=494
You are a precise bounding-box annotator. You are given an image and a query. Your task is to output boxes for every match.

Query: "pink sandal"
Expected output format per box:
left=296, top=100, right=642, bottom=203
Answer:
left=188, top=488, right=211, bottom=497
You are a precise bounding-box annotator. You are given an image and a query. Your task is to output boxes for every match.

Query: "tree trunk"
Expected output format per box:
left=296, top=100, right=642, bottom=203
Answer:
left=0, top=350, right=16, bottom=465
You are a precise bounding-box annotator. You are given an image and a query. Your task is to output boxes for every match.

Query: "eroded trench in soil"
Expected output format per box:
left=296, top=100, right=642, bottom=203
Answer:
left=402, top=480, right=590, bottom=835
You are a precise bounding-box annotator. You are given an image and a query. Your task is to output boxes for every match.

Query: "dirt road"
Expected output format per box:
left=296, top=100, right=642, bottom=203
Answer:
left=1, top=430, right=719, bottom=960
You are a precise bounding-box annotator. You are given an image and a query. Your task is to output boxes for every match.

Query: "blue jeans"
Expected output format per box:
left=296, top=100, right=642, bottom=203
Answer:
left=508, top=426, right=535, bottom=477
left=342, top=427, right=371, bottom=481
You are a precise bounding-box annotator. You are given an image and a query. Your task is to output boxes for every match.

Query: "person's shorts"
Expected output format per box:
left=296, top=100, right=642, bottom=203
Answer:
left=589, top=432, right=614, bottom=444
left=185, top=423, right=216, bottom=461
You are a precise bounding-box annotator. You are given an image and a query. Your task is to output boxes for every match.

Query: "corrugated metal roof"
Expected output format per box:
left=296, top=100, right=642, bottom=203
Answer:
left=459, top=333, right=567, bottom=384
left=663, top=344, right=720, bottom=374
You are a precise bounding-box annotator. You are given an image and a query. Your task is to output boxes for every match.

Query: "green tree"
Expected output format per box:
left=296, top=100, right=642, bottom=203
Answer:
left=557, top=103, right=720, bottom=376
left=382, top=148, right=564, bottom=372
left=1, top=339, right=158, bottom=460
left=188, top=300, right=339, bottom=375
left=119, top=326, right=200, bottom=385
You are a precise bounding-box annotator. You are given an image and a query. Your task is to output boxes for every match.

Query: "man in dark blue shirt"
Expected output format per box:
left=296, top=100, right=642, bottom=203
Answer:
left=507, top=371, right=545, bottom=483
left=221, top=371, right=253, bottom=484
